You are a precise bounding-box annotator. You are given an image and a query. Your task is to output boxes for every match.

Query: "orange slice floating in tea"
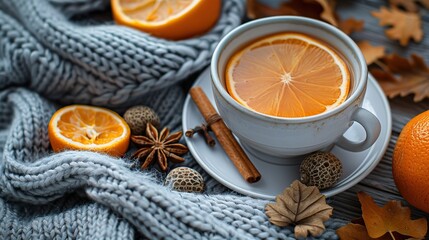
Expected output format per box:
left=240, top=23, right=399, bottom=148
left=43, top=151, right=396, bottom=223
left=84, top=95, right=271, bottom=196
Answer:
left=48, top=105, right=131, bottom=157
left=226, top=32, right=350, bottom=118
left=111, top=0, right=221, bottom=40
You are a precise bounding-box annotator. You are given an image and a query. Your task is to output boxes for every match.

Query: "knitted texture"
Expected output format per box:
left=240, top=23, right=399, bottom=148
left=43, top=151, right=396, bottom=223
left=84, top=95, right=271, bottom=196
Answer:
left=0, top=87, right=348, bottom=239
left=0, top=0, right=241, bottom=110
left=1, top=0, right=426, bottom=239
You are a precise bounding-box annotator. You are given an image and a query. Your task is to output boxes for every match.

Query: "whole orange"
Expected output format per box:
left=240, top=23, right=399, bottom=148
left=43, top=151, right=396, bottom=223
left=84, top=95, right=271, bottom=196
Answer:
left=393, top=110, right=429, bottom=213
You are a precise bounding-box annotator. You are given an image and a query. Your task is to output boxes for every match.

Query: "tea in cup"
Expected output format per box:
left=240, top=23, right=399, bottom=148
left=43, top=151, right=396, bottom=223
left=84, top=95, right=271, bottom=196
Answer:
left=225, top=32, right=350, bottom=118
left=210, top=16, right=381, bottom=159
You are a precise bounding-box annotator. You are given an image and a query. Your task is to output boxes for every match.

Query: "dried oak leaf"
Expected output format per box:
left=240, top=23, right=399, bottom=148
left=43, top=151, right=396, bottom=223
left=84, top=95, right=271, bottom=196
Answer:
left=372, top=7, right=423, bottom=46
left=358, top=192, right=427, bottom=239
left=372, top=54, right=429, bottom=102
left=265, top=180, right=333, bottom=238
left=389, top=0, right=429, bottom=12
left=339, top=18, right=364, bottom=35
left=357, top=41, right=386, bottom=65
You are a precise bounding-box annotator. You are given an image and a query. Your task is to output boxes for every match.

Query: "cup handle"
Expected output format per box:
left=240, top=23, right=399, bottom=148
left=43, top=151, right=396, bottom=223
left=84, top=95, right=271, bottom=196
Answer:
left=336, top=107, right=381, bottom=152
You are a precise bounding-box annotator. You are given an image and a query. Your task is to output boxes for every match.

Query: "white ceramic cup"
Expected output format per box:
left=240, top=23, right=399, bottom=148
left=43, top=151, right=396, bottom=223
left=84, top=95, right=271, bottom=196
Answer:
left=210, top=16, right=381, bottom=160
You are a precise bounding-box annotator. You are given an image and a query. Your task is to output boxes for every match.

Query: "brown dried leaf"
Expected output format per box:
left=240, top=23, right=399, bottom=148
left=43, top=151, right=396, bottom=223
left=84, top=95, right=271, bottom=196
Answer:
left=246, top=0, right=257, bottom=19
left=311, top=0, right=338, bottom=26
left=372, top=54, right=429, bottom=102
left=357, top=41, right=386, bottom=65
left=246, top=0, right=311, bottom=19
left=316, top=0, right=338, bottom=27
left=337, top=221, right=420, bottom=240
left=246, top=0, right=298, bottom=19
left=389, top=0, right=419, bottom=12
left=246, top=0, right=339, bottom=26
left=287, top=0, right=327, bottom=20
left=337, top=223, right=391, bottom=240
left=419, top=0, right=429, bottom=9
left=339, top=18, right=364, bottom=35
left=265, top=180, right=333, bottom=238
left=372, top=7, right=423, bottom=46
left=358, top=192, right=428, bottom=239
left=389, top=0, right=429, bottom=11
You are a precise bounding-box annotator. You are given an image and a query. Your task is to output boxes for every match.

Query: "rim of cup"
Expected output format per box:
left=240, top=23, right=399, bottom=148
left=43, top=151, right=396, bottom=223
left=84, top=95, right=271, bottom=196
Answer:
left=211, top=16, right=368, bottom=123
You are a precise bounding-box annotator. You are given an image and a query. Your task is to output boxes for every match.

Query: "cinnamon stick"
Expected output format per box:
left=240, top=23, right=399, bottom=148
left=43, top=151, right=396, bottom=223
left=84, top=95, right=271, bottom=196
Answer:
left=189, top=87, right=261, bottom=183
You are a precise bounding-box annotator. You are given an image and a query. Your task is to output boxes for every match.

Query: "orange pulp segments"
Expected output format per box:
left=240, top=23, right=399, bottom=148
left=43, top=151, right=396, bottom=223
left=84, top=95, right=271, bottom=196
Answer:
left=225, top=32, right=350, bottom=118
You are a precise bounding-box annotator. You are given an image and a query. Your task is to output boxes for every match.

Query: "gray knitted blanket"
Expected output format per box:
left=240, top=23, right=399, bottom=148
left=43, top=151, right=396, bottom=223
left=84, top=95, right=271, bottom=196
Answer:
left=1, top=0, right=428, bottom=239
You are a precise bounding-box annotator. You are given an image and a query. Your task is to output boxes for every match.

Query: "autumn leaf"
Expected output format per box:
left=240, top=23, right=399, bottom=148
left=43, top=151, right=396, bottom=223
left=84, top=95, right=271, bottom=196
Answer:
left=337, top=223, right=371, bottom=240
left=246, top=0, right=257, bottom=19
left=246, top=0, right=298, bottom=19
left=372, top=7, right=423, bottom=46
left=419, top=0, right=429, bottom=9
left=265, top=180, right=333, bottom=238
left=372, top=54, right=429, bottom=102
left=311, top=0, right=338, bottom=26
left=358, top=192, right=427, bottom=239
left=336, top=223, right=419, bottom=240
left=389, top=0, right=429, bottom=12
left=357, top=41, right=386, bottom=65
left=246, top=0, right=318, bottom=19
left=339, top=18, right=364, bottom=35
left=389, top=0, right=419, bottom=12
left=245, top=0, right=339, bottom=26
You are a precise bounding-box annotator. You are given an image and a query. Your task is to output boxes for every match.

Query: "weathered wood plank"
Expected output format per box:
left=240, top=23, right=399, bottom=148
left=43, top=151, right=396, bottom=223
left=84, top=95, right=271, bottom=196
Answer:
left=333, top=0, right=429, bottom=221
left=338, top=0, right=429, bottom=61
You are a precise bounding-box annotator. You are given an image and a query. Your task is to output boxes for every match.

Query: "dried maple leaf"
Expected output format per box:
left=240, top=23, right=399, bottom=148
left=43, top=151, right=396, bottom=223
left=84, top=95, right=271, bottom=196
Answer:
left=372, top=54, right=429, bottom=102
left=265, top=180, right=333, bottom=238
left=389, top=0, right=429, bottom=12
left=372, top=7, right=423, bottom=46
left=339, top=18, right=364, bottom=35
left=357, top=41, right=386, bottom=65
left=358, top=192, right=427, bottom=239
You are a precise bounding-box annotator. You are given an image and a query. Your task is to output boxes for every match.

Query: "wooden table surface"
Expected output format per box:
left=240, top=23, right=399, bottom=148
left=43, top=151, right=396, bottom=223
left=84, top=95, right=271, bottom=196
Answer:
left=329, top=0, right=429, bottom=221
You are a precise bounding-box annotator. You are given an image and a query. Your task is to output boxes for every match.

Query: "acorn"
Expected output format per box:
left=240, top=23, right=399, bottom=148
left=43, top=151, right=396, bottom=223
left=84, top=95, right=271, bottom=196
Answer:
left=123, top=105, right=160, bottom=135
left=164, top=167, right=205, bottom=193
left=299, top=151, right=343, bottom=190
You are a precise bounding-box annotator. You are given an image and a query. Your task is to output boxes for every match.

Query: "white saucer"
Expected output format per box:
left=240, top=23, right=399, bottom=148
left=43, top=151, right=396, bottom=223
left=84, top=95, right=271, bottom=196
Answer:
left=182, top=67, right=392, bottom=199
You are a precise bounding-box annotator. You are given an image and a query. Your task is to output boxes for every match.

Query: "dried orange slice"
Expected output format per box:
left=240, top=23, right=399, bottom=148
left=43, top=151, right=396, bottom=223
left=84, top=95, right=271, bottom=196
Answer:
left=226, top=32, right=350, bottom=118
left=111, top=0, right=221, bottom=40
left=48, top=105, right=131, bottom=157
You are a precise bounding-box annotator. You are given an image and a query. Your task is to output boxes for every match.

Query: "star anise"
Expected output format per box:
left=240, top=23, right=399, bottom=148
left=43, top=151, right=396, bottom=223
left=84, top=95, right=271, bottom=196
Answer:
left=131, top=123, right=188, bottom=172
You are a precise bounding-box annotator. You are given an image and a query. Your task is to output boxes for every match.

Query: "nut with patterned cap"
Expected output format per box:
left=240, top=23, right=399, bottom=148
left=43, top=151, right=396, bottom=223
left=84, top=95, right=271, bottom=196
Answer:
left=164, top=167, right=205, bottom=193
left=123, top=105, right=160, bottom=135
left=299, top=151, right=343, bottom=190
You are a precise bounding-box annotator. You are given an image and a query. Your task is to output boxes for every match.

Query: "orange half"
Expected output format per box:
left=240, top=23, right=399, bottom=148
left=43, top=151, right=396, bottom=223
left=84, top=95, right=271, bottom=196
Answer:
left=226, top=32, right=350, bottom=118
left=48, top=105, right=131, bottom=157
left=111, top=0, right=221, bottom=40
